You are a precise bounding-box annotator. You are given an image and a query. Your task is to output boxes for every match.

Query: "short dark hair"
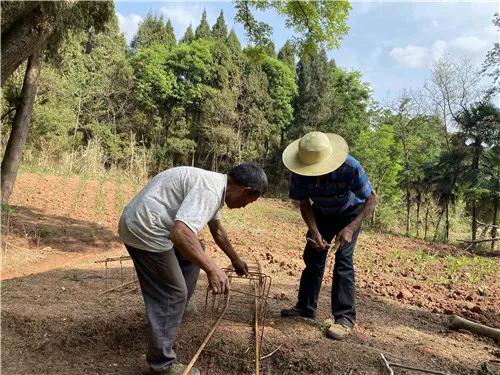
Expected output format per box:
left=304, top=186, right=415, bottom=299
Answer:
left=228, top=163, right=268, bottom=195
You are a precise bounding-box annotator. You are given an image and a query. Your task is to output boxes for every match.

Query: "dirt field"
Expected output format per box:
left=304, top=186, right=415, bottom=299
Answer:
left=2, top=172, right=499, bottom=374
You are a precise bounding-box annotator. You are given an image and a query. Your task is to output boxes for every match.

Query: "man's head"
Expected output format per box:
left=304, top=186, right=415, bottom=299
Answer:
left=225, top=163, right=268, bottom=209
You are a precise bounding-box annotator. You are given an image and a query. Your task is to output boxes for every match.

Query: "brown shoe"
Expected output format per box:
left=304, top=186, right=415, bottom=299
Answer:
left=326, top=323, right=351, bottom=340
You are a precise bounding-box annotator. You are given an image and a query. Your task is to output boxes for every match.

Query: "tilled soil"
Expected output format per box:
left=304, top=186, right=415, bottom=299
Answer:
left=1, top=172, right=499, bottom=374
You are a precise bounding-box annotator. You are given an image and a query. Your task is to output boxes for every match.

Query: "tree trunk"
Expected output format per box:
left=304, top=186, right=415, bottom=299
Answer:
left=1, top=4, right=56, bottom=85
left=424, top=206, right=429, bottom=240
left=492, top=196, right=498, bottom=251
left=445, top=201, right=450, bottom=241
left=1, top=50, right=43, bottom=203
left=416, top=192, right=421, bottom=238
left=470, top=139, right=481, bottom=242
left=405, top=188, right=411, bottom=236
left=434, top=207, right=445, bottom=241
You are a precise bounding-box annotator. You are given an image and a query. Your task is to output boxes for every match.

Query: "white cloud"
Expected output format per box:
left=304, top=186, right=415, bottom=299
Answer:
left=389, top=45, right=428, bottom=68
left=117, top=12, right=143, bottom=45
left=431, top=40, right=448, bottom=60
left=448, top=36, right=488, bottom=51
left=391, top=33, right=493, bottom=68
left=159, top=4, right=215, bottom=37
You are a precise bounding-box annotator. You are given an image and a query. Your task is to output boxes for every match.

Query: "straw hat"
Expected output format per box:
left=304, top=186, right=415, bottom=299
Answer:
left=282, top=131, right=348, bottom=176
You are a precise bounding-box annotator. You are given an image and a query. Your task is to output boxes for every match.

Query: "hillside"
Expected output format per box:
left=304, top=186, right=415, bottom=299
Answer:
left=1, top=172, right=499, bottom=374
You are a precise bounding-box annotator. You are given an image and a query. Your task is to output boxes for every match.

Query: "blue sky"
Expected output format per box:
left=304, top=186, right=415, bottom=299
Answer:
left=115, top=1, right=499, bottom=104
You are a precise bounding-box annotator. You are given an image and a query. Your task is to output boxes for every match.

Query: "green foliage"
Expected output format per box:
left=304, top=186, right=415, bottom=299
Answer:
left=180, top=24, right=195, bottom=44
left=234, top=0, right=351, bottom=51
left=131, top=12, right=176, bottom=50
left=212, top=10, right=228, bottom=40
left=226, top=29, right=242, bottom=55
left=195, top=9, right=212, bottom=40
left=277, top=40, right=296, bottom=74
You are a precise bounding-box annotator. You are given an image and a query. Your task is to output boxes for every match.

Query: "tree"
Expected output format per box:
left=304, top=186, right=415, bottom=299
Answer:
left=424, top=55, right=484, bottom=152
left=353, top=121, right=403, bottom=227
left=195, top=9, right=212, bottom=40
left=1, top=1, right=114, bottom=202
left=180, top=24, right=195, bottom=44
left=1, top=51, right=42, bottom=202
left=131, top=12, right=176, bottom=50
left=289, top=47, right=331, bottom=140
left=234, top=0, right=351, bottom=51
left=212, top=10, right=228, bottom=40
left=482, top=13, right=500, bottom=92
left=277, top=40, right=296, bottom=74
left=226, top=29, right=242, bottom=56
left=1, top=1, right=114, bottom=85
left=456, top=101, right=500, bottom=242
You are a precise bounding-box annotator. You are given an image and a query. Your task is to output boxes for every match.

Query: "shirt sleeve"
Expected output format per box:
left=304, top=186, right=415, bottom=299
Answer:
left=289, top=173, right=308, bottom=200
left=175, top=189, right=221, bottom=234
left=350, top=163, right=373, bottom=200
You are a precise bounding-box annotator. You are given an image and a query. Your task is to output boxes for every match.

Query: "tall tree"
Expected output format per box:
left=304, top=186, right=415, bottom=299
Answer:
left=482, top=13, right=500, bottom=93
left=181, top=24, right=195, bottom=44
left=1, top=51, right=42, bottom=202
left=131, top=12, right=176, bottom=50
left=456, top=101, right=500, bottom=242
left=1, top=1, right=114, bottom=202
left=277, top=40, right=296, bottom=75
left=195, top=9, right=212, bottom=40
left=226, top=29, right=242, bottom=55
left=212, top=10, right=228, bottom=40
left=289, top=47, right=331, bottom=140
left=1, top=1, right=113, bottom=85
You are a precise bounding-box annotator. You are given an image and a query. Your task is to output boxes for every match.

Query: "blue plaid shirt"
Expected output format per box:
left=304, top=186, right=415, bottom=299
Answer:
left=289, top=155, right=373, bottom=216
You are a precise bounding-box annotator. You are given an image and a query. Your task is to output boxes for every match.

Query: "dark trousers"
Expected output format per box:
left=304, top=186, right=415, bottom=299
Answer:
left=296, top=210, right=360, bottom=327
left=125, top=244, right=201, bottom=372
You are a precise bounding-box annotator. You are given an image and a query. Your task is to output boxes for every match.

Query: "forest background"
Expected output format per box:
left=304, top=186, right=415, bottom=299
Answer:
left=1, top=1, right=499, bottom=247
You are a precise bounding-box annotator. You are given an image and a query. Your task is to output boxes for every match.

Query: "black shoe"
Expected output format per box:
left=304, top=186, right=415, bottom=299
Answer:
left=281, top=306, right=315, bottom=319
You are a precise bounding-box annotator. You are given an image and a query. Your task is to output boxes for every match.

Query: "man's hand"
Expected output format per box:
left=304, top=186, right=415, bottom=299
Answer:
left=334, top=225, right=355, bottom=250
left=231, top=257, right=249, bottom=276
left=207, top=268, right=229, bottom=294
left=310, top=230, right=328, bottom=251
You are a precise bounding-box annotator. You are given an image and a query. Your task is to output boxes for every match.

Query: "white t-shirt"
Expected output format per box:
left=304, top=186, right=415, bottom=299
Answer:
left=118, top=167, right=227, bottom=252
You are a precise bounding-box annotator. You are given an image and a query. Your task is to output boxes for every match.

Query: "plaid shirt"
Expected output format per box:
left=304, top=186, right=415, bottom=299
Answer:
left=289, top=155, right=373, bottom=216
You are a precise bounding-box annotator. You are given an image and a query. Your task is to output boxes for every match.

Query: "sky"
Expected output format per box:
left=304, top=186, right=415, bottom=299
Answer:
left=115, top=1, right=499, bottom=104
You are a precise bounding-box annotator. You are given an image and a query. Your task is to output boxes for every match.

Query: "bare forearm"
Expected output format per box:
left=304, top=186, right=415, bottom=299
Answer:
left=209, top=221, right=240, bottom=262
left=349, top=192, right=378, bottom=230
left=299, top=199, right=320, bottom=234
left=169, top=222, right=219, bottom=274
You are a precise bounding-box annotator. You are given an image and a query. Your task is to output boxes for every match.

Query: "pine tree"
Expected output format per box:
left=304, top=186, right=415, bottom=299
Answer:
left=226, top=28, right=241, bottom=54
left=212, top=10, right=228, bottom=40
left=289, top=47, right=331, bottom=139
left=278, top=40, right=296, bottom=74
left=195, top=9, right=211, bottom=40
left=181, top=24, right=194, bottom=44
left=165, top=19, right=176, bottom=46
left=132, top=12, right=175, bottom=50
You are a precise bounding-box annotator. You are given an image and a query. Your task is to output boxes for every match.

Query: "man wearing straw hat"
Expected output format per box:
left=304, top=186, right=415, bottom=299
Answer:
left=281, top=131, right=377, bottom=340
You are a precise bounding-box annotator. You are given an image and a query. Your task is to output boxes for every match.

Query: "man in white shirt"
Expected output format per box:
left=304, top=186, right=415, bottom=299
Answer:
left=118, top=163, right=268, bottom=375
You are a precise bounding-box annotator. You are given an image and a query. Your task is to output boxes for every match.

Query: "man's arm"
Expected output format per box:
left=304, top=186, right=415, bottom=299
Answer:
left=334, top=192, right=378, bottom=249
left=299, top=199, right=328, bottom=249
left=208, top=219, right=248, bottom=276
left=169, top=221, right=229, bottom=294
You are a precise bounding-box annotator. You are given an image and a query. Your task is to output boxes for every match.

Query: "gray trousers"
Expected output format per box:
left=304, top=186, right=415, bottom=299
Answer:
left=125, top=244, right=201, bottom=372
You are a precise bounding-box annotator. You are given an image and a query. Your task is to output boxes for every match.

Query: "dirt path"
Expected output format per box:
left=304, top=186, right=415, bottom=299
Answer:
left=1, top=172, right=499, bottom=374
